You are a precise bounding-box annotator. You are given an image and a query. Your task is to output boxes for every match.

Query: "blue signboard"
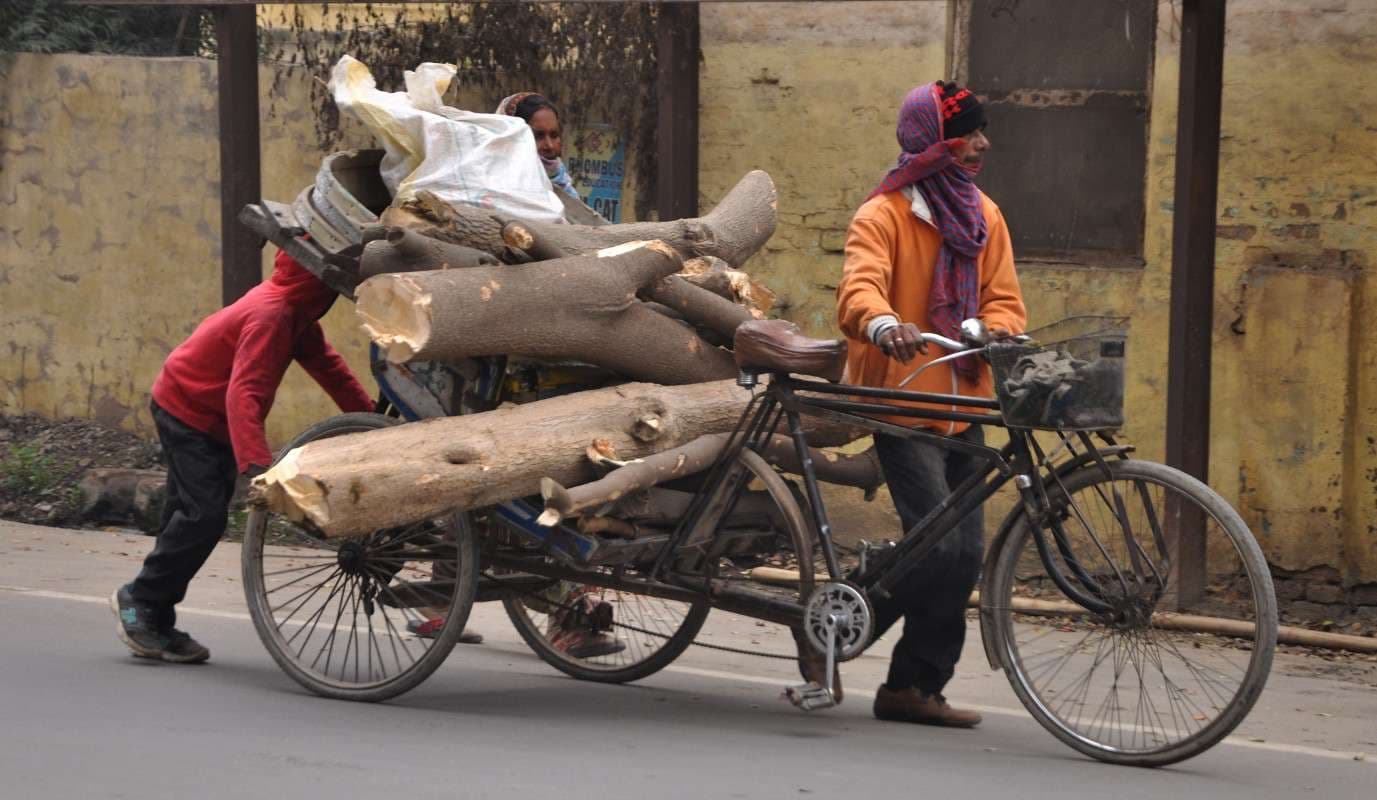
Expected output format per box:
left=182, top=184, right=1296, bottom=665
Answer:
left=565, top=125, right=626, bottom=223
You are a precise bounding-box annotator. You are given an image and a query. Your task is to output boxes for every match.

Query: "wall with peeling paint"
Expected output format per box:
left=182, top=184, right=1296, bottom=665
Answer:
left=700, top=2, right=950, bottom=335
left=1197, top=0, right=1377, bottom=587
left=2, top=1, right=1375, bottom=584
left=698, top=0, right=1377, bottom=584
left=0, top=53, right=377, bottom=449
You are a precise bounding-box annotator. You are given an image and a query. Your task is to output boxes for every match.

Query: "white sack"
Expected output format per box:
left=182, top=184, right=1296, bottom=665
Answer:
left=329, top=55, right=566, bottom=224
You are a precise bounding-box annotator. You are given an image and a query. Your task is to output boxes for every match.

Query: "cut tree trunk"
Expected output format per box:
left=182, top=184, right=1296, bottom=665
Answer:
left=492, top=219, right=752, bottom=340
left=254, top=379, right=754, bottom=538
left=538, top=433, right=882, bottom=524
left=358, top=227, right=498, bottom=281
left=496, top=222, right=753, bottom=343
left=640, top=276, right=755, bottom=342
left=253, top=378, right=867, bottom=539
left=355, top=240, right=738, bottom=385
left=76, top=468, right=166, bottom=533
left=680, top=256, right=776, bottom=316
left=380, top=170, right=778, bottom=267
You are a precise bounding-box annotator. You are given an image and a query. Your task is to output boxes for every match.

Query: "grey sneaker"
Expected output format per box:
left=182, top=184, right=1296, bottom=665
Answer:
left=158, top=628, right=210, bottom=664
left=110, top=586, right=210, bottom=663
left=111, top=585, right=163, bottom=659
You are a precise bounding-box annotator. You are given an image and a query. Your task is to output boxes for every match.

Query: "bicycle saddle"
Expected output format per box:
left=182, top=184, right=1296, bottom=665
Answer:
left=733, top=319, right=848, bottom=382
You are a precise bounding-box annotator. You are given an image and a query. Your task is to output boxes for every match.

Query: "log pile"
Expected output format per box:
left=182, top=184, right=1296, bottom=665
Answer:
left=355, top=240, right=741, bottom=384
left=254, top=170, right=876, bottom=538
left=377, top=170, right=779, bottom=268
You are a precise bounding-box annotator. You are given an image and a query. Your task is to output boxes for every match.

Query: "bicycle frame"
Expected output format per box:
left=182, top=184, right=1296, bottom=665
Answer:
left=650, top=371, right=1140, bottom=621
left=374, top=338, right=1146, bottom=628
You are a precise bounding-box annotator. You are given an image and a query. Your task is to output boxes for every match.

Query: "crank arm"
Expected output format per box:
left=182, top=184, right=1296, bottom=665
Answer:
left=783, top=613, right=840, bottom=712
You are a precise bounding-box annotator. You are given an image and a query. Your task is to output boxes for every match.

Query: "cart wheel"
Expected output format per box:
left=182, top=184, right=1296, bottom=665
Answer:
left=501, top=448, right=815, bottom=683
left=501, top=580, right=709, bottom=684
left=242, top=413, right=478, bottom=702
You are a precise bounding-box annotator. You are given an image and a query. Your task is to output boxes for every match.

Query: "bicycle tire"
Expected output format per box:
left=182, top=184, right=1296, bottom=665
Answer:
left=243, top=413, right=479, bottom=702
left=502, top=447, right=815, bottom=683
left=988, top=459, right=1277, bottom=766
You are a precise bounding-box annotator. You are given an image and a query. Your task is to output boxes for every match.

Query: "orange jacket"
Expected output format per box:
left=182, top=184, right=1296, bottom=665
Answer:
left=835, top=188, right=1026, bottom=434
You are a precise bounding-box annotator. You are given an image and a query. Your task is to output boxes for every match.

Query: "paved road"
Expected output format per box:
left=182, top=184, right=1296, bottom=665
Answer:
left=2, top=521, right=1373, bottom=799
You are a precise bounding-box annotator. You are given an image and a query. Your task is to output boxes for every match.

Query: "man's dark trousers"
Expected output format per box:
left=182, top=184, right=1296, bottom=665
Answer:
left=870, top=426, right=985, bottom=696
left=128, top=401, right=238, bottom=629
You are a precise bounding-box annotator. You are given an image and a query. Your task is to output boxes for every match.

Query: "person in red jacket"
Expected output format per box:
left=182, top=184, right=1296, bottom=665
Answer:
left=111, top=251, right=375, bottom=663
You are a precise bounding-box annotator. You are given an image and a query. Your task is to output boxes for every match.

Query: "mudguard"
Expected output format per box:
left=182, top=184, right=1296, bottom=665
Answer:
left=977, top=444, right=1134, bottom=670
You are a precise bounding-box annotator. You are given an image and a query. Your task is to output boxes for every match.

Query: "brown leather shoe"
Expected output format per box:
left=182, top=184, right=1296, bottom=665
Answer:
left=794, top=629, right=844, bottom=704
left=873, top=685, right=982, bottom=728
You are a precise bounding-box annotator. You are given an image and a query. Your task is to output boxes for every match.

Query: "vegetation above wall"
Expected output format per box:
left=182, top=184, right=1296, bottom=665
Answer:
left=263, top=3, right=660, bottom=219
left=0, top=1, right=215, bottom=57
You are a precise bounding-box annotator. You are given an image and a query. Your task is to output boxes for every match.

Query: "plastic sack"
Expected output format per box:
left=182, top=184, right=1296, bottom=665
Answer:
left=329, top=55, right=566, bottom=224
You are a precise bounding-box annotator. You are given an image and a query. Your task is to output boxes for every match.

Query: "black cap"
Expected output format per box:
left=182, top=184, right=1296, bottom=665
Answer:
left=936, top=81, right=986, bottom=139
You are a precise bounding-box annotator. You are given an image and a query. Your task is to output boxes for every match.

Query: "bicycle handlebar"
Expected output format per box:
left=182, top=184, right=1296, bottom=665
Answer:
left=895, top=330, right=1029, bottom=389
left=919, top=331, right=967, bottom=352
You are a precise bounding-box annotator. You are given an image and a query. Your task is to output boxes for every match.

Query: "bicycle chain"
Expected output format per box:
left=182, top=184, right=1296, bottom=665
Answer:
left=478, top=572, right=800, bottom=661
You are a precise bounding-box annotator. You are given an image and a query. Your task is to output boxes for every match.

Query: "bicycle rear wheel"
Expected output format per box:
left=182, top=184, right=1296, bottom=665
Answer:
left=987, top=459, right=1276, bottom=766
left=502, top=448, right=815, bottom=683
left=502, top=579, right=709, bottom=684
left=243, top=413, right=479, bottom=702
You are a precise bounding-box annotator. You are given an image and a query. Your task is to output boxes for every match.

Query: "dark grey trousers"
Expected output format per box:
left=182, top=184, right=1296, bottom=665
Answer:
left=870, top=426, right=985, bottom=695
left=128, top=401, right=238, bottom=630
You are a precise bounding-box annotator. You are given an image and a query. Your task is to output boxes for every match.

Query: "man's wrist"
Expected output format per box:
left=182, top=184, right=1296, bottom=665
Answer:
left=866, top=315, right=900, bottom=345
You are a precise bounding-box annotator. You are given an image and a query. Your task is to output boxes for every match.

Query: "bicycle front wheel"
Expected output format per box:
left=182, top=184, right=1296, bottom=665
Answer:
left=243, top=413, right=479, bottom=702
left=987, top=459, right=1276, bottom=766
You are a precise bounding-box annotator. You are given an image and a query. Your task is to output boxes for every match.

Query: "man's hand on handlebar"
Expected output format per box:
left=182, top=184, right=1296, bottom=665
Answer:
left=877, top=323, right=929, bottom=364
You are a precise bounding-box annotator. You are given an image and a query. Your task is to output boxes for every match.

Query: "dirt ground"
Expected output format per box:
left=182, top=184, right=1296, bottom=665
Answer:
left=0, top=414, right=161, bottom=526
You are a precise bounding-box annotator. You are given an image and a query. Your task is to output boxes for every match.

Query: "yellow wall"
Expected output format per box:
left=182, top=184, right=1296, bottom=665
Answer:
left=698, top=1, right=1377, bottom=583
left=2, top=1, right=1375, bottom=582
left=698, top=2, right=951, bottom=540
left=1214, top=0, right=1377, bottom=583
left=0, top=53, right=377, bottom=449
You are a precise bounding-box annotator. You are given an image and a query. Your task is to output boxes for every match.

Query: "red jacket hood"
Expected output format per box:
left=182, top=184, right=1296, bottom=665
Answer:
left=267, top=251, right=339, bottom=322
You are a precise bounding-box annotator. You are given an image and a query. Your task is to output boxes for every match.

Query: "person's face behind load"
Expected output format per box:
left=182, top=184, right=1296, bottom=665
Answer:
left=527, top=107, right=563, bottom=161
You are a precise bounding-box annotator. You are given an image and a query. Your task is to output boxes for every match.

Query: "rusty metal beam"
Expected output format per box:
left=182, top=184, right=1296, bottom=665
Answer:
left=1166, top=0, right=1227, bottom=606
left=215, top=4, right=262, bottom=305
left=656, top=1, right=701, bottom=221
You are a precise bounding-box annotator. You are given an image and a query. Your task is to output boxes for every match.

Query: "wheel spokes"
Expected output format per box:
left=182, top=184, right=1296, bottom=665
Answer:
left=256, top=520, right=463, bottom=689
left=1004, top=473, right=1263, bottom=755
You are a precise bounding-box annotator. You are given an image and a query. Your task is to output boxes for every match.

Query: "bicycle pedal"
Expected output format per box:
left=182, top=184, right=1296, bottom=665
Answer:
left=783, top=681, right=836, bottom=712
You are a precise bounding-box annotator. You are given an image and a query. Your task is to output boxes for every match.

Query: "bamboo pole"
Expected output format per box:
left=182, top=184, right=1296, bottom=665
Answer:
left=746, top=569, right=1377, bottom=655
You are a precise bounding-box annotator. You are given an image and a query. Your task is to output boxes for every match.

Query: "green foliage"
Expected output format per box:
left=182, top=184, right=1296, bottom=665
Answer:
left=264, top=3, right=660, bottom=219
left=223, top=506, right=250, bottom=542
left=0, top=1, right=214, bottom=57
left=57, top=483, right=87, bottom=523
left=0, top=445, right=66, bottom=495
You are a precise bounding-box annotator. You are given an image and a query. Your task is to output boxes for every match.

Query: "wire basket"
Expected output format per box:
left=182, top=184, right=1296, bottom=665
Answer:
left=987, top=316, right=1129, bottom=431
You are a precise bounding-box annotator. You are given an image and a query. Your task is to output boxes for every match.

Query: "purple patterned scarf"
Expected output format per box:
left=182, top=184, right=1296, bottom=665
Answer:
left=869, top=83, right=987, bottom=372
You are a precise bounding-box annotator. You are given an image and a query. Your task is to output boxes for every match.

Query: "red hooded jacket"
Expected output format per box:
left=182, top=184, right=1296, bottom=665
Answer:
left=152, top=251, right=374, bottom=473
